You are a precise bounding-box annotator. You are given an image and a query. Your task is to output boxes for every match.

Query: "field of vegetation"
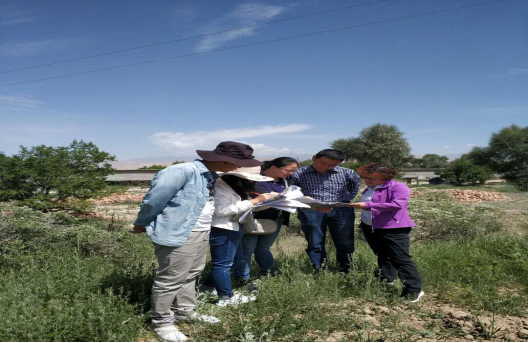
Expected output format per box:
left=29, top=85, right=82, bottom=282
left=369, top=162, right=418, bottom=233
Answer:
left=1, top=184, right=528, bottom=342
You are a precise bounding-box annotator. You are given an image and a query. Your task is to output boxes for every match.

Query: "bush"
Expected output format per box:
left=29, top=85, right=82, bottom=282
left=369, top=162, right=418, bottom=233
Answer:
left=0, top=204, right=155, bottom=342
left=0, top=140, right=115, bottom=213
left=438, top=158, right=494, bottom=185
left=409, top=189, right=503, bottom=242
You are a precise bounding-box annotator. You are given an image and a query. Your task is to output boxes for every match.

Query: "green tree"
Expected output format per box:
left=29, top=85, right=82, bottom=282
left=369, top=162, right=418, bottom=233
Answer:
left=0, top=140, right=115, bottom=212
left=172, top=161, right=185, bottom=165
left=472, top=125, right=528, bottom=191
left=330, top=138, right=355, bottom=162
left=420, top=154, right=449, bottom=168
left=299, top=159, right=312, bottom=167
left=331, top=123, right=411, bottom=168
left=138, top=164, right=168, bottom=170
left=438, top=158, right=494, bottom=185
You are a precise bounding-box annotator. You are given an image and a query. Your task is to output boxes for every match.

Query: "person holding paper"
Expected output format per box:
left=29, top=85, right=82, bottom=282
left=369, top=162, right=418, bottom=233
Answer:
left=350, top=163, right=423, bottom=303
left=131, top=142, right=262, bottom=342
left=199, top=167, right=277, bottom=306
left=234, top=157, right=299, bottom=286
left=288, top=149, right=359, bottom=273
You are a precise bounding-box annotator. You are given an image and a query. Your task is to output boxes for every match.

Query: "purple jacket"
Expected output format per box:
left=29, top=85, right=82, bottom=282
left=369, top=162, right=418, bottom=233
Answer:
left=363, top=179, right=416, bottom=229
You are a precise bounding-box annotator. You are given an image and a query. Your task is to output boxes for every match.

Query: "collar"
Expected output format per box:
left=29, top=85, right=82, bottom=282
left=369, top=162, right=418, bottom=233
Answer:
left=376, top=179, right=394, bottom=189
left=306, top=164, right=337, bottom=175
left=193, top=159, right=217, bottom=180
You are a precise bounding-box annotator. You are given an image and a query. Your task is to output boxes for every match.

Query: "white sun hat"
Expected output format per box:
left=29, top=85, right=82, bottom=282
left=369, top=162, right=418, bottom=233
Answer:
left=220, top=166, right=273, bottom=182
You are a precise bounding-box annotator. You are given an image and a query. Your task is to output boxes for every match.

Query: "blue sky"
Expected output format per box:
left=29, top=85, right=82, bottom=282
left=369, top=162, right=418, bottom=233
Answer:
left=1, top=0, right=527, bottom=166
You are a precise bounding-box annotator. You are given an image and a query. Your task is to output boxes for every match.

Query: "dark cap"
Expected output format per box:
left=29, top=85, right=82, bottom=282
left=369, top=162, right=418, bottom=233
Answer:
left=196, top=141, right=262, bottom=167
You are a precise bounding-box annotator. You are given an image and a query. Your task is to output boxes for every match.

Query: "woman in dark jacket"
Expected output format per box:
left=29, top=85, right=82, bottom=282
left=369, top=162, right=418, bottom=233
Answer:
left=234, top=157, right=299, bottom=283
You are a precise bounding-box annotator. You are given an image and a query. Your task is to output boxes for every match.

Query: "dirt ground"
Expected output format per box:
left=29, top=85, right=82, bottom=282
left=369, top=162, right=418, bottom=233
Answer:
left=317, top=297, right=528, bottom=342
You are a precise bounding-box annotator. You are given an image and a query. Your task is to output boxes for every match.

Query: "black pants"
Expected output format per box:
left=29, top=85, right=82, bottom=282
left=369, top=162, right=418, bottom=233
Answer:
left=360, top=222, right=422, bottom=295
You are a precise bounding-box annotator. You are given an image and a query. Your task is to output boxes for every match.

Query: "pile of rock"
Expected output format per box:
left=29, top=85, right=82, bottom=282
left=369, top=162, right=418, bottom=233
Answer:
left=411, top=188, right=511, bottom=203
left=446, top=189, right=511, bottom=203
left=89, top=193, right=144, bottom=204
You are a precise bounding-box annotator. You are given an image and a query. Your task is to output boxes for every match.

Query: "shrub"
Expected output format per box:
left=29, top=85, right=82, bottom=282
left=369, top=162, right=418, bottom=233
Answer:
left=438, top=158, right=494, bottom=185
left=0, top=140, right=115, bottom=213
left=409, top=189, right=503, bottom=242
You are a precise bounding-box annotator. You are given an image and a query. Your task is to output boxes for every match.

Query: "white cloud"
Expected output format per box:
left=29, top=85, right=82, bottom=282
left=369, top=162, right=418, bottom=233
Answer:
left=151, top=124, right=311, bottom=152
left=195, top=2, right=288, bottom=52
left=508, top=68, right=528, bottom=75
left=245, top=143, right=291, bottom=156
left=466, top=143, right=477, bottom=147
left=443, top=145, right=450, bottom=149
left=483, top=106, right=527, bottom=116
left=0, top=38, right=84, bottom=56
left=0, top=95, right=42, bottom=110
left=0, top=6, right=37, bottom=26
left=171, top=5, right=199, bottom=22
left=1, top=94, right=87, bottom=121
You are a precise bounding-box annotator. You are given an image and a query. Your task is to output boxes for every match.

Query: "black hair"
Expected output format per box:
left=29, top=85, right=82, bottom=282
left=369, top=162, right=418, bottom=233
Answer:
left=314, top=149, right=345, bottom=162
left=220, top=175, right=254, bottom=200
left=261, top=157, right=299, bottom=170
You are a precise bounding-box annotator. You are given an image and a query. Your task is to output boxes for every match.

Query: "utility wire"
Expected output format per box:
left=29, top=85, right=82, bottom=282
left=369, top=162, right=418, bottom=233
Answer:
left=0, top=0, right=508, bottom=88
left=0, top=0, right=391, bottom=75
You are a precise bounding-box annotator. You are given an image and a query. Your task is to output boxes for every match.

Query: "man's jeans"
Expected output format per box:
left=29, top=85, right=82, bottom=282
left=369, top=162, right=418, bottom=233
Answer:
left=360, top=222, right=422, bottom=295
left=202, top=227, right=244, bottom=298
left=150, top=230, right=210, bottom=327
left=234, top=219, right=283, bottom=280
left=298, top=207, right=355, bottom=272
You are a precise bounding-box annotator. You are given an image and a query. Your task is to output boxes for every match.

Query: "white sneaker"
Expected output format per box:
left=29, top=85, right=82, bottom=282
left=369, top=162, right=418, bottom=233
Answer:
left=216, top=293, right=256, bottom=307
left=174, top=311, right=221, bottom=324
left=149, top=324, right=188, bottom=342
left=403, top=290, right=425, bottom=303
left=198, top=284, right=218, bottom=296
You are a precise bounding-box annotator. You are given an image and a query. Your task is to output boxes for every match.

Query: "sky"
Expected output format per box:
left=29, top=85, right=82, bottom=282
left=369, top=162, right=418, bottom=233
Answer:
left=1, top=0, right=527, bottom=166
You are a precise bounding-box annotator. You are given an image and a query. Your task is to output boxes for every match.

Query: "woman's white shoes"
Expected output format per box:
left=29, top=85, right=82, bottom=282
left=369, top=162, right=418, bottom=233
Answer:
left=216, top=293, right=256, bottom=307
left=403, top=290, right=425, bottom=303
left=150, top=324, right=188, bottom=342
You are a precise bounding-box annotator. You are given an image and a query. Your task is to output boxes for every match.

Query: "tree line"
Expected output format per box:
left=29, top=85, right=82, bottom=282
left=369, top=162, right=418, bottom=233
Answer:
left=0, top=123, right=526, bottom=213
left=329, top=123, right=528, bottom=191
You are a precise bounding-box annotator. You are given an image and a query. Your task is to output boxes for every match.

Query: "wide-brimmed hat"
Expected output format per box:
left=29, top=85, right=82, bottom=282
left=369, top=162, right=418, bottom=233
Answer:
left=196, top=141, right=262, bottom=167
left=220, top=167, right=273, bottom=182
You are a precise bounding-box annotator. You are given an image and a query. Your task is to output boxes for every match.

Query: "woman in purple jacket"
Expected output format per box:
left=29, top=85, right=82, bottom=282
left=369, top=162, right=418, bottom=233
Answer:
left=350, top=163, right=424, bottom=303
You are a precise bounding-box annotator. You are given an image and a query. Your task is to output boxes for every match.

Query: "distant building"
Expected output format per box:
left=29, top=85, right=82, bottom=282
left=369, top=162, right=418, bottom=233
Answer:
left=399, top=168, right=442, bottom=185
left=106, top=169, right=159, bottom=184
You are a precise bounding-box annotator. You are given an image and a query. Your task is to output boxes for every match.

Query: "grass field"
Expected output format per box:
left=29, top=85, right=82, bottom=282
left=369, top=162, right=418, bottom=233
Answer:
left=409, top=182, right=519, bottom=193
left=1, top=187, right=527, bottom=341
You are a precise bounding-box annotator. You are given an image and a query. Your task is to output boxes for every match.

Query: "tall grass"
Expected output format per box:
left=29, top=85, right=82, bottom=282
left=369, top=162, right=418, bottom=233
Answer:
left=1, top=193, right=527, bottom=341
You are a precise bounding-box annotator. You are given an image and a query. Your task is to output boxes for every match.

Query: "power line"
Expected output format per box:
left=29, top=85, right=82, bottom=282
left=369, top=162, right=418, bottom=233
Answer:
left=0, top=0, right=391, bottom=75
left=0, top=0, right=508, bottom=88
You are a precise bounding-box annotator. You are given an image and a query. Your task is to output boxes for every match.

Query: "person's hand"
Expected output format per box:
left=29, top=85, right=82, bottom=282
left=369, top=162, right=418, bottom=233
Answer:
left=130, top=225, right=147, bottom=234
left=253, top=192, right=278, bottom=204
left=349, top=202, right=366, bottom=209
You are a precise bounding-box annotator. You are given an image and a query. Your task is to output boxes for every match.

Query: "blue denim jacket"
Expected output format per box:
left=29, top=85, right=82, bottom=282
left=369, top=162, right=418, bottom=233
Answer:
left=134, top=160, right=216, bottom=247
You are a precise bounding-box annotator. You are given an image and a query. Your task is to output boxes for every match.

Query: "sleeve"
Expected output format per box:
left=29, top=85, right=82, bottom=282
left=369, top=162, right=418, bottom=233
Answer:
left=213, top=185, right=254, bottom=217
left=286, top=172, right=299, bottom=186
left=347, top=169, right=360, bottom=198
left=133, top=168, right=191, bottom=226
left=363, top=184, right=410, bottom=212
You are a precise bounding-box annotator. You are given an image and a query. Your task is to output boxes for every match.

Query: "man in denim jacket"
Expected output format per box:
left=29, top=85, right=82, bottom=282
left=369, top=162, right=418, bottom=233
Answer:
left=132, top=141, right=262, bottom=342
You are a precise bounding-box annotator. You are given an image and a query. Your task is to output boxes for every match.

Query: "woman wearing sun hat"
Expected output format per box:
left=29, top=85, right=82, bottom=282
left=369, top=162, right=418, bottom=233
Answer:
left=199, top=166, right=277, bottom=306
left=350, top=163, right=424, bottom=303
left=133, top=141, right=264, bottom=342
